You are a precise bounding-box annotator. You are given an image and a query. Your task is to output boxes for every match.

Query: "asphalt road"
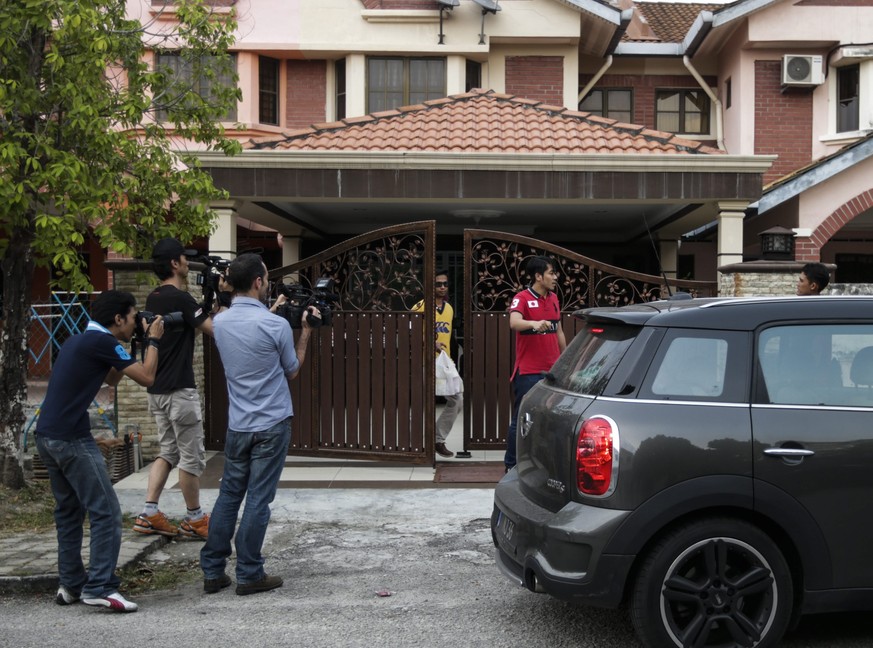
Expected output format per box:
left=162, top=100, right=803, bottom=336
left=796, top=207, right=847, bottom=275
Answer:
left=1, top=489, right=872, bottom=648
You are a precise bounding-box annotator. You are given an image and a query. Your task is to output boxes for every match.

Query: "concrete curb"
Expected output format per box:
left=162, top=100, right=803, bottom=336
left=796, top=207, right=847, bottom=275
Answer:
left=0, top=531, right=168, bottom=596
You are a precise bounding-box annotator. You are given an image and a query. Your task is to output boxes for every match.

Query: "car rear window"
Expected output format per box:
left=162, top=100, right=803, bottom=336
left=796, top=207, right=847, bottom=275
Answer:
left=550, top=323, right=639, bottom=395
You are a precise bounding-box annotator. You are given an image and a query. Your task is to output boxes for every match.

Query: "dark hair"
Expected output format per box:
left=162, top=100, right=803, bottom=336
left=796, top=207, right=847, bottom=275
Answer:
left=526, top=256, right=555, bottom=283
left=435, top=269, right=449, bottom=279
left=226, top=253, right=265, bottom=293
left=90, top=290, right=136, bottom=328
left=802, top=262, right=830, bottom=292
left=152, top=257, right=176, bottom=281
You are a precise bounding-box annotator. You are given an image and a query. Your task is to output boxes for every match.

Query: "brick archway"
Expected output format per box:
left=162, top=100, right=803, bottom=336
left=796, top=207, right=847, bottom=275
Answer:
left=796, top=189, right=873, bottom=261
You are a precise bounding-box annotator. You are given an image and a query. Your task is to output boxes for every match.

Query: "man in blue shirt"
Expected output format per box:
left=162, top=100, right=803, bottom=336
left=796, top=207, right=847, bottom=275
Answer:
left=200, top=253, right=316, bottom=596
left=36, top=290, right=164, bottom=613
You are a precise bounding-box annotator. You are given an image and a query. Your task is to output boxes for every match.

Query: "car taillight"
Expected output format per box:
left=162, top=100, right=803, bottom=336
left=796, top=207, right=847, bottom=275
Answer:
left=576, top=416, right=617, bottom=496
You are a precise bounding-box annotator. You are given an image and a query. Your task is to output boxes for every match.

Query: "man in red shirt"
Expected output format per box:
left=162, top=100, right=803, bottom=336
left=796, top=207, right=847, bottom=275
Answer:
left=504, top=256, right=567, bottom=471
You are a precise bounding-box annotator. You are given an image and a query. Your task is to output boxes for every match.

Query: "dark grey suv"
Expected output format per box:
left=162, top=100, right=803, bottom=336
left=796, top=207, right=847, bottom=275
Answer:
left=492, top=295, right=873, bottom=648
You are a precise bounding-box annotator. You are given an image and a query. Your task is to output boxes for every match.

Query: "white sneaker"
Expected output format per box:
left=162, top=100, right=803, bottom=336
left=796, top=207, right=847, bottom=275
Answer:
left=55, top=585, right=80, bottom=606
left=82, top=591, right=138, bottom=612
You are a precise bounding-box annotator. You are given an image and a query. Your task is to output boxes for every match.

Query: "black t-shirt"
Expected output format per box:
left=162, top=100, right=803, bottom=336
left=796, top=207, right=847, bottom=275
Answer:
left=145, top=284, right=209, bottom=394
left=36, top=327, right=136, bottom=440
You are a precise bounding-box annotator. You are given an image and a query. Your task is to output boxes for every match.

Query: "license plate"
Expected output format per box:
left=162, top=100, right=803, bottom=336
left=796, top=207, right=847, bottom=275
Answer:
left=496, top=510, right=516, bottom=548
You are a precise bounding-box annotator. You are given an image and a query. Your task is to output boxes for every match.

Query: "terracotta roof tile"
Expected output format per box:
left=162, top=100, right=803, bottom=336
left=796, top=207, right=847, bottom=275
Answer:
left=370, top=109, right=402, bottom=119
left=245, top=89, right=723, bottom=155
left=312, top=120, right=345, bottom=131
left=248, top=134, right=288, bottom=147
left=423, top=97, right=454, bottom=107
left=279, top=127, right=317, bottom=139
left=632, top=2, right=724, bottom=43
left=342, top=115, right=375, bottom=126
left=397, top=103, right=428, bottom=113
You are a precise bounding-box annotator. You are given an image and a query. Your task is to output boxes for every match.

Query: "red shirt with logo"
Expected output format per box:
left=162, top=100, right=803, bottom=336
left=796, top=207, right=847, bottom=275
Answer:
left=509, top=287, right=561, bottom=378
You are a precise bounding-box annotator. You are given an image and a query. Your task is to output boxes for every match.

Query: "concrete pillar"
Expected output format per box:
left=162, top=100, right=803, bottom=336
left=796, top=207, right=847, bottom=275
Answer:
left=278, top=234, right=302, bottom=283
left=346, top=54, right=366, bottom=118
left=446, top=55, right=466, bottom=95
left=717, top=201, right=748, bottom=268
left=659, top=239, right=679, bottom=280
left=209, top=202, right=238, bottom=260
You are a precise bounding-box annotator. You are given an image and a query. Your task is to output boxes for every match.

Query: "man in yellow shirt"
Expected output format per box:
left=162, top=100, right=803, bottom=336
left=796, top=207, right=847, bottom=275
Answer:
left=413, top=271, right=462, bottom=458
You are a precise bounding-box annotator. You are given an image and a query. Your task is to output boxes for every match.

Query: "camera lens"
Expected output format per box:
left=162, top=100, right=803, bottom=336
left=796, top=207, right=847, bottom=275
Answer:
left=162, top=311, right=185, bottom=327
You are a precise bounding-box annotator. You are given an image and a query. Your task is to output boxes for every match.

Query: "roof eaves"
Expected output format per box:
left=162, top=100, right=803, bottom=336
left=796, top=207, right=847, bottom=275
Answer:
left=613, top=42, right=683, bottom=56
left=606, top=8, right=634, bottom=54
left=198, top=149, right=775, bottom=173
left=683, top=11, right=714, bottom=56
left=551, top=0, right=624, bottom=25
left=667, top=0, right=779, bottom=57
left=758, top=132, right=873, bottom=213
left=711, top=0, right=780, bottom=29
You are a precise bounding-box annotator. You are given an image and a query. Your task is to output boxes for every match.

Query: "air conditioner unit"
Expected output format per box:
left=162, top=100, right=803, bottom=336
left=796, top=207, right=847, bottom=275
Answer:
left=782, top=54, right=824, bottom=86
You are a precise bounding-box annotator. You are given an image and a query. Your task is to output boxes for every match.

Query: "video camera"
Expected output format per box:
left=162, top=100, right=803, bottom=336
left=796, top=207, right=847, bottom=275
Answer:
left=275, top=277, right=339, bottom=329
left=131, top=310, right=184, bottom=358
left=195, top=255, right=231, bottom=312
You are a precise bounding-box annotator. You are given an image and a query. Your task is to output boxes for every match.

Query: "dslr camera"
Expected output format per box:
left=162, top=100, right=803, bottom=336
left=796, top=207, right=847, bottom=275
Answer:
left=275, top=277, right=339, bottom=329
left=131, top=310, right=185, bottom=358
left=135, top=310, right=185, bottom=331
left=195, top=255, right=231, bottom=311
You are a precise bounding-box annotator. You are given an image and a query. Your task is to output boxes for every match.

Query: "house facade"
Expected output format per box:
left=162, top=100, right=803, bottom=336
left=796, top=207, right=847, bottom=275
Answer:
left=121, top=0, right=873, bottom=285
left=28, top=0, right=873, bottom=463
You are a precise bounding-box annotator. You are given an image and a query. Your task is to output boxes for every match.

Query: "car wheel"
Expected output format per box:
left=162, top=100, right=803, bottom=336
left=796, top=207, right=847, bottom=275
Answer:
left=630, top=517, right=792, bottom=648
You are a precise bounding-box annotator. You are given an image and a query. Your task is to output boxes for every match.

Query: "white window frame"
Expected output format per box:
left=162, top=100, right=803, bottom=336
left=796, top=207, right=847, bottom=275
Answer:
left=824, top=58, right=873, bottom=144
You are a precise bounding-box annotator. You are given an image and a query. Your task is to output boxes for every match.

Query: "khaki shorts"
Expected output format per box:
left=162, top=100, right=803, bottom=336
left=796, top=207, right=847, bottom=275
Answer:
left=147, top=388, right=206, bottom=476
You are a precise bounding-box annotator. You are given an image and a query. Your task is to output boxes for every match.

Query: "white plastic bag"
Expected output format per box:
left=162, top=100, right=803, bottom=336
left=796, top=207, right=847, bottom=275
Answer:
left=435, top=350, right=463, bottom=396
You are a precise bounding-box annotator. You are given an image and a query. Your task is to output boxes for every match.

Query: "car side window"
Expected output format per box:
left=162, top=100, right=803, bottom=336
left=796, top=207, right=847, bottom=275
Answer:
left=640, top=330, right=747, bottom=402
left=757, top=324, right=873, bottom=407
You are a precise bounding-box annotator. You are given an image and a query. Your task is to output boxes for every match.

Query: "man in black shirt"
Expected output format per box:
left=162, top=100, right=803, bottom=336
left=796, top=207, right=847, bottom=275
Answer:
left=36, top=290, right=163, bottom=612
left=133, top=238, right=215, bottom=540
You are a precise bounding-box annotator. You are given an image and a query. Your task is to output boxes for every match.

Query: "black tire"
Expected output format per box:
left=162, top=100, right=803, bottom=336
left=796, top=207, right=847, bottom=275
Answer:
left=630, top=518, right=793, bottom=648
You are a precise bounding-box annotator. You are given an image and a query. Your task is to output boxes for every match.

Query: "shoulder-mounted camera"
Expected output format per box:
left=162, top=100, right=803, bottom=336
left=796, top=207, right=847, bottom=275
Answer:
left=275, top=277, right=339, bottom=329
left=195, top=255, right=231, bottom=311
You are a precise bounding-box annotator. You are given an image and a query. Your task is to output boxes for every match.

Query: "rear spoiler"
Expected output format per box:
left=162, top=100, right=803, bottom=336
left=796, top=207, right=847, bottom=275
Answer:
left=571, top=306, right=660, bottom=327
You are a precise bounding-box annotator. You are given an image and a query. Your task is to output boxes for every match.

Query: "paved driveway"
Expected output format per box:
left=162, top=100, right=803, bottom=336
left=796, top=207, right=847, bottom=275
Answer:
left=1, top=489, right=871, bottom=647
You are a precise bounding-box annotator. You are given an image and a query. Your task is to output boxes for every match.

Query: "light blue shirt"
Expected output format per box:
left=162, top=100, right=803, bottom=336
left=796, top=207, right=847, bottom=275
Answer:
left=213, top=296, right=299, bottom=432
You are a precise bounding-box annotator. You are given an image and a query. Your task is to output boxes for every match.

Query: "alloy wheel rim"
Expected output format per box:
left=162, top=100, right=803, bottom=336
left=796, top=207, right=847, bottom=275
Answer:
left=659, top=536, right=778, bottom=648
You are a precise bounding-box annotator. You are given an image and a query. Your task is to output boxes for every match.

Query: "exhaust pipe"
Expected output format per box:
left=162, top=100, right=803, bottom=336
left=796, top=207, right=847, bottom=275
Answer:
left=523, top=567, right=546, bottom=593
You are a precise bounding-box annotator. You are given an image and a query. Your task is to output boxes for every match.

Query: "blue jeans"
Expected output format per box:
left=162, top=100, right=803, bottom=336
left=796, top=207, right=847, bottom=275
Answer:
left=36, top=435, right=122, bottom=598
left=200, top=418, right=291, bottom=584
left=504, top=373, right=543, bottom=470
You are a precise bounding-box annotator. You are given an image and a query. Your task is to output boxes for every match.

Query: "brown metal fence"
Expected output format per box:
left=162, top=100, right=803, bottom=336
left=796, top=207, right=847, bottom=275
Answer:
left=462, top=229, right=718, bottom=450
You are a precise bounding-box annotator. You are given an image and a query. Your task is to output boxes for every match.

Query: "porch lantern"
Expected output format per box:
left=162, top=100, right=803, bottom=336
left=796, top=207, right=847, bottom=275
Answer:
left=759, top=226, right=795, bottom=260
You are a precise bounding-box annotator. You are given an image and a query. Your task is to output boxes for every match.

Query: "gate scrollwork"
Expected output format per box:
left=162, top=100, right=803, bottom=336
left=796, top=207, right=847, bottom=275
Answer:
left=467, top=230, right=716, bottom=312
left=271, top=228, right=429, bottom=312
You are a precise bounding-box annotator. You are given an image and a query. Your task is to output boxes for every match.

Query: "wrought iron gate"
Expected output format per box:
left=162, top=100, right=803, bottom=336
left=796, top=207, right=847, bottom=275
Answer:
left=462, top=229, right=718, bottom=451
left=204, top=223, right=717, bottom=462
left=205, top=221, right=435, bottom=465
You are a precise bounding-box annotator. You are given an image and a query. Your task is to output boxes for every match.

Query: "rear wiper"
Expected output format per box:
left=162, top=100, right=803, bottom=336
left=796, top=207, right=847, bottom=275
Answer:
left=541, top=371, right=556, bottom=384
